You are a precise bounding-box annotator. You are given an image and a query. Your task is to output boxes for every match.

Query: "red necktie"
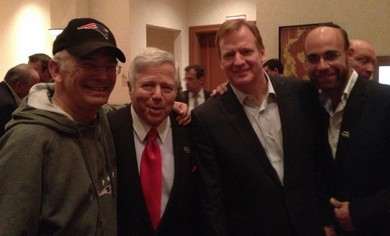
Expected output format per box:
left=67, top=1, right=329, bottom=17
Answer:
left=140, top=128, right=162, bottom=231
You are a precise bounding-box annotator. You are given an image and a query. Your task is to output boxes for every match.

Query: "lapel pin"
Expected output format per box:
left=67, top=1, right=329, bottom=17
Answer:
left=341, top=130, right=350, bottom=138
left=183, top=146, right=191, bottom=154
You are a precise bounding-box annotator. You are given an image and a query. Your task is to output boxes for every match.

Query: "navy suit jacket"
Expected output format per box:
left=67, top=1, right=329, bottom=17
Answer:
left=0, top=81, right=17, bottom=136
left=190, top=77, right=331, bottom=235
left=321, top=78, right=390, bottom=235
left=107, top=105, right=201, bottom=236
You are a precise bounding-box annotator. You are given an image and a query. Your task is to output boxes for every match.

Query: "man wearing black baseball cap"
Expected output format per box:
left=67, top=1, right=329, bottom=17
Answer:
left=0, top=18, right=124, bottom=235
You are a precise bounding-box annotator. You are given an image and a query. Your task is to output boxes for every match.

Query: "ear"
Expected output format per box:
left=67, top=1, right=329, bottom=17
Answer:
left=260, top=48, right=266, bottom=63
left=127, top=81, right=133, bottom=99
left=49, top=60, right=62, bottom=82
left=347, top=48, right=354, bottom=58
left=14, top=80, right=25, bottom=90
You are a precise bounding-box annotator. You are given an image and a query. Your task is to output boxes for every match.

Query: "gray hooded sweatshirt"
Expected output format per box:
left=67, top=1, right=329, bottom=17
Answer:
left=0, top=83, right=117, bottom=235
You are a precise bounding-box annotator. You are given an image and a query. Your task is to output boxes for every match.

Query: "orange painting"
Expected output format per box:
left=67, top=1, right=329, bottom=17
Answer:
left=279, top=23, right=328, bottom=80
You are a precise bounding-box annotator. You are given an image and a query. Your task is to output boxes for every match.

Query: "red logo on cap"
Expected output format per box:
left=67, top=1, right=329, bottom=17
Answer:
left=77, top=23, right=110, bottom=40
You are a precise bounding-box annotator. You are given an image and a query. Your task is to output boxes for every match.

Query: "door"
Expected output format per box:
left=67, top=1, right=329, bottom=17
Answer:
left=189, top=24, right=227, bottom=91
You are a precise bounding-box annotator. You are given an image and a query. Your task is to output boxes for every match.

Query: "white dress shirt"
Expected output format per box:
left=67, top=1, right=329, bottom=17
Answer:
left=231, top=75, right=284, bottom=184
left=131, top=106, right=175, bottom=217
left=320, top=70, right=358, bottom=159
left=189, top=88, right=206, bottom=110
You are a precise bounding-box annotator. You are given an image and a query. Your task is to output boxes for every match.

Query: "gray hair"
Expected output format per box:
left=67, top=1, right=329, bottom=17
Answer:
left=128, top=47, right=179, bottom=87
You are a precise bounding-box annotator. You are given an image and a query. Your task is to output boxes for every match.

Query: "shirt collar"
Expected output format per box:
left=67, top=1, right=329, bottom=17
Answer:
left=319, top=69, right=358, bottom=105
left=231, top=73, right=276, bottom=106
left=131, top=105, right=170, bottom=143
left=189, top=88, right=205, bottom=98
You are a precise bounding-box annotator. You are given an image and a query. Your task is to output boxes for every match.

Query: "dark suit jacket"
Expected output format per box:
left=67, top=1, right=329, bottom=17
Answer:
left=178, top=89, right=211, bottom=105
left=321, top=78, right=390, bottom=235
left=190, top=77, right=332, bottom=236
left=0, top=81, right=17, bottom=136
left=107, top=105, right=201, bottom=236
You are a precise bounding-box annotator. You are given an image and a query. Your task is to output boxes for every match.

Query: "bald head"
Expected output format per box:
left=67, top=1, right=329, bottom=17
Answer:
left=349, top=39, right=377, bottom=79
left=4, top=63, right=40, bottom=99
left=304, top=25, right=351, bottom=97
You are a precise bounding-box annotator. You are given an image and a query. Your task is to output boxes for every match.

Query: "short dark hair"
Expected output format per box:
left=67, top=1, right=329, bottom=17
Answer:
left=315, top=23, right=350, bottom=51
left=263, top=59, right=284, bottom=74
left=28, top=53, right=51, bottom=71
left=185, top=64, right=205, bottom=79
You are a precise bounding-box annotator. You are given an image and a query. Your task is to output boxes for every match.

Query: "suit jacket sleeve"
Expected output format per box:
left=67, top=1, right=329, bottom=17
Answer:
left=189, top=109, right=228, bottom=235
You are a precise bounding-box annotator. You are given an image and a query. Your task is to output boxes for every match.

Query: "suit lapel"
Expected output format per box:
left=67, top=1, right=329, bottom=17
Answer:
left=336, top=79, right=367, bottom=160
left=184, top=91, right=190, bottom=104
left=221, top=85, right=282, bottom=186
left=160, top=113, right=191, bottom=221
left=270, top=78, right=295, bottom=150
left=115, top=106, right=151, bottom=223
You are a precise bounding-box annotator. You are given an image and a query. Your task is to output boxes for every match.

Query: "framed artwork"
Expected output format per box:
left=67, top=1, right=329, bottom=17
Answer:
left=279, top=23, right=330, bottom=80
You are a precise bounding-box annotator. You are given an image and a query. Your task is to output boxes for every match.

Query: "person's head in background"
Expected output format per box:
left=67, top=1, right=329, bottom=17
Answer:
left=263, top=58, right=284, bottom=77
left=4, top=63, right=40, bottom=99
left=50, top=18, right=126, bottom=123
left=184, top=64, right=205, bottom=94
left=348, top=39, right=377, bottom=80
left=128, top=47, right=179, bottom=127
left=28, top=53, right=52, bottom=83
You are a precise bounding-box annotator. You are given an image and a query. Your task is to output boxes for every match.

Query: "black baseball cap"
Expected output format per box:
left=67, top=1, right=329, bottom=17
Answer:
left=53, top=18, right=126, bottom=62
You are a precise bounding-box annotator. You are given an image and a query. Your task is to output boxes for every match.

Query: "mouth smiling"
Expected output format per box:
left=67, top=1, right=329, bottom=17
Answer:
left=85, top=85, right=110, bottom=94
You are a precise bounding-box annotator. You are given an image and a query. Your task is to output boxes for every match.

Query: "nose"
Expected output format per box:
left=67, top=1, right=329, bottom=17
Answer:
left=95, top=70, right=111, bottom=81
left=367, top=63, right=374, bottom=73
left=151, top=85, right=163, bottom=99
left=233, top=53, right=245, bottom=66
left=317, top=58, right=330, bottom=70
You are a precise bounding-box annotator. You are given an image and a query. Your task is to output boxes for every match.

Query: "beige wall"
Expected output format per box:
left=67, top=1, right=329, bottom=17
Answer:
left=0, top=0, right=52, bottom=76
left=1, top=0, right=388, bottom=104
left=257, top=0, right=390, bottom=59
left=188, top=0, right=256, bottom=25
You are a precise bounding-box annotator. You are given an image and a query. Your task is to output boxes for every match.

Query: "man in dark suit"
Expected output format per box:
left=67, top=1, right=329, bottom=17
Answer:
left=0, top=63, right=39, bottom=136
left=190, top=20, right=334, bottom=235
left=178, top=64, right=210, bottom=110
left=107, top=47, right=200, bottom=235
left=305, top=23, right=390, bottom=235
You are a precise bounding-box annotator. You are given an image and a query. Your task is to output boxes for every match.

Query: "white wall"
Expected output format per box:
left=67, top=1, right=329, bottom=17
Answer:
left=89, top=0, right=131, bottom=104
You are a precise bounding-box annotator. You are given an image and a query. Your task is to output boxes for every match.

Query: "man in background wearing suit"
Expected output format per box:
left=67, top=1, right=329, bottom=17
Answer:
left=107, top=47, right=200, bottom=235
left=190, top=20, right=334, bottom=235
left=179, top=64, right=210, bottom=110
left=305, top=23, right=390, bottom=235
left=0, top=63, right=39, bottom=136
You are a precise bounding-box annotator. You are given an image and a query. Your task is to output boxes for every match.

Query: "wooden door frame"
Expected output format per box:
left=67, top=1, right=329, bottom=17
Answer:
left=189, top=21, right=256, bottom=64
left=189, top=24, right=221, bottom=65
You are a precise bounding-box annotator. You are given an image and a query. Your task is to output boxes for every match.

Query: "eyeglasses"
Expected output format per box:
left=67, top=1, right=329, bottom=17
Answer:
left=75, top=62, right=121, bottom=75
left=305, top=51, right=341, bottom=65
